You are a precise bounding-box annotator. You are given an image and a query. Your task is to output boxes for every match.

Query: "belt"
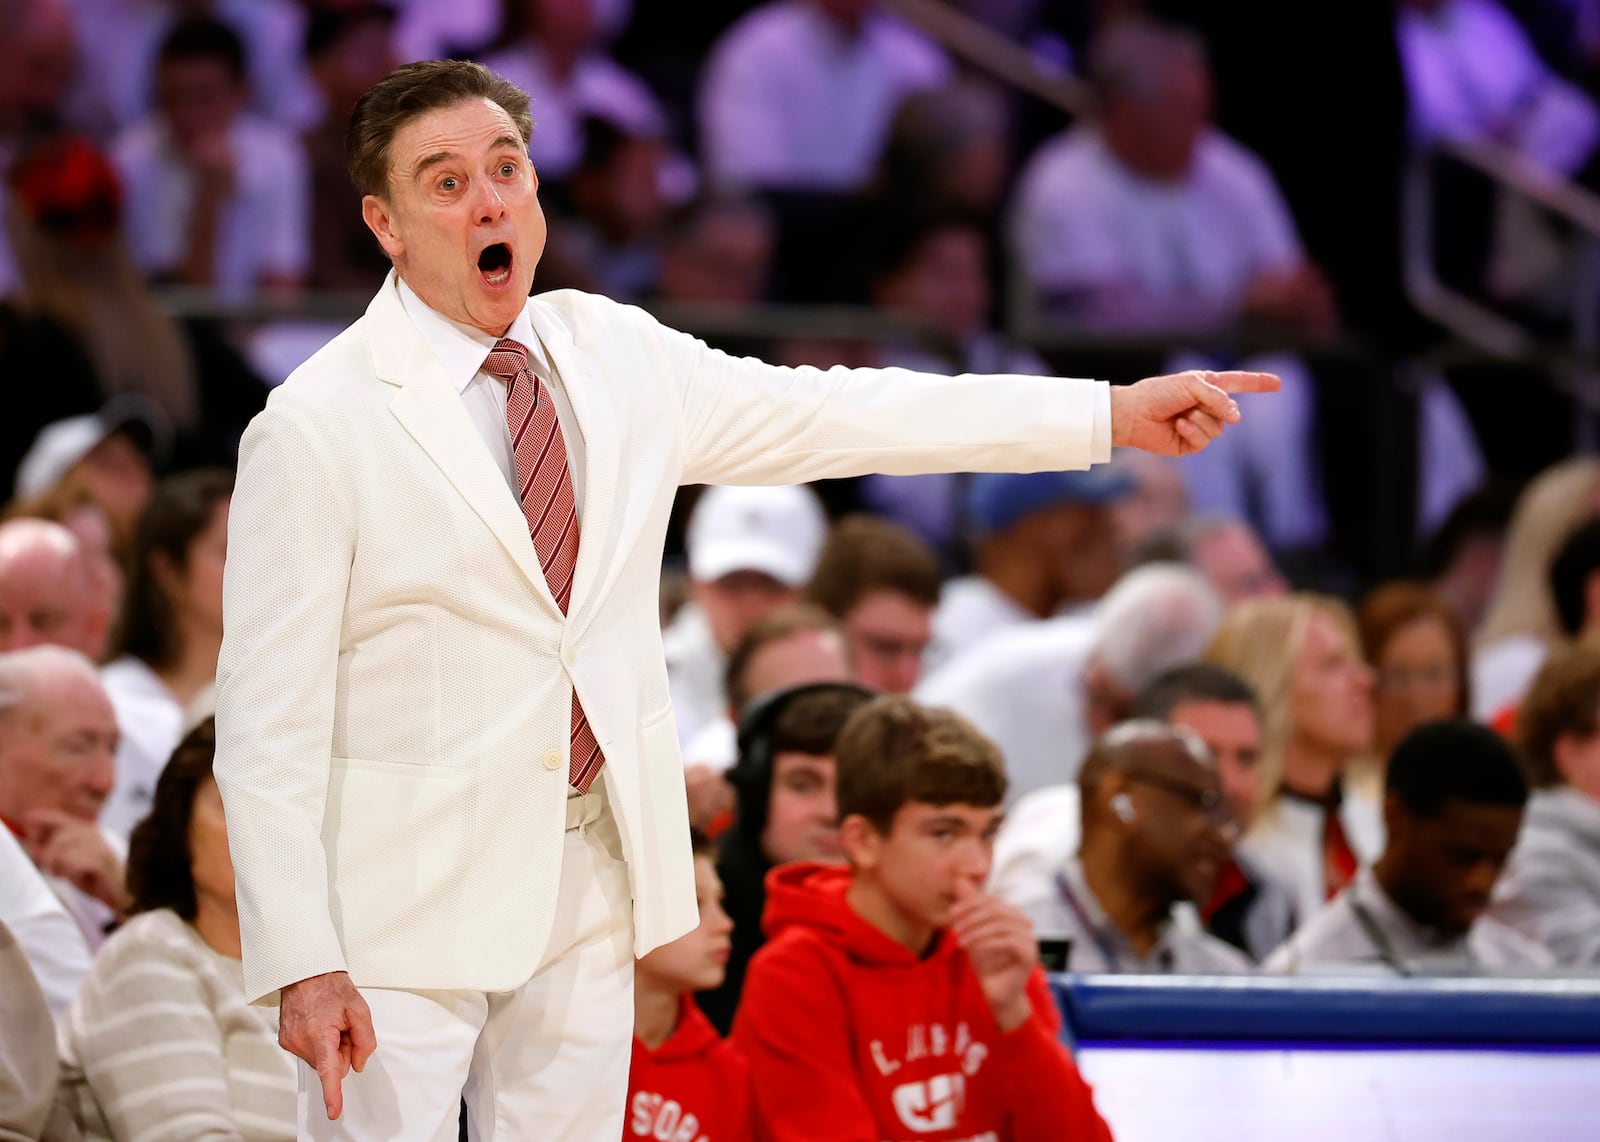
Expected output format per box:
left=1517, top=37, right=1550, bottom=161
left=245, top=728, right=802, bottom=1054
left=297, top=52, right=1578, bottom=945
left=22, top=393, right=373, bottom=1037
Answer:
left=565, top=788, right=603, bottom=831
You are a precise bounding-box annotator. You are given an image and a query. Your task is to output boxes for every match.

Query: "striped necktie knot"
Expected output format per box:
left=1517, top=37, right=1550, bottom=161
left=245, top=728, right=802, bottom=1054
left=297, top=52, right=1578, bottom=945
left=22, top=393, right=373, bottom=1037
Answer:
left=484, top=338, right=530, bottom=384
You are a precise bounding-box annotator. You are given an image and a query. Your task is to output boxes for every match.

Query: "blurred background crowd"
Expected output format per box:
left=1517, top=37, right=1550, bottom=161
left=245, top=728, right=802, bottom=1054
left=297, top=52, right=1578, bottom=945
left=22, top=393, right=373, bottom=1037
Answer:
left=5, top=0, right=1600, bottom=1137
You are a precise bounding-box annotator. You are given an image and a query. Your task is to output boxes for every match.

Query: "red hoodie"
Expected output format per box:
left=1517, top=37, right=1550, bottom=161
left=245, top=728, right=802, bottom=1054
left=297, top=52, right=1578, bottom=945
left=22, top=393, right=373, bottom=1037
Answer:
left=627, top=996, right=753, bottom=1142
left=732, top=863, right=1113, bottom=1142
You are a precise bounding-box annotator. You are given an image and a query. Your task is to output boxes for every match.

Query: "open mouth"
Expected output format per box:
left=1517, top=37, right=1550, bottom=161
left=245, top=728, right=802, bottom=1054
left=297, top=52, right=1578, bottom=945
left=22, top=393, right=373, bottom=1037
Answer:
left=477, top=242, right=513, bottom=287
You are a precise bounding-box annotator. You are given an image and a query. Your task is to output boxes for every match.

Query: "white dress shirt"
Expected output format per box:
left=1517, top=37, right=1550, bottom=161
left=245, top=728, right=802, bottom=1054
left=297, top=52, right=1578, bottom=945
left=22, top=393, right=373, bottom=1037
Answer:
left=914, top=612, right=1098, bottom=804
left=922, top=575, right=1040, bottom=677
left=0, top=828, right=91, bottom=1023
left=397, top=279, right=585, bottom=508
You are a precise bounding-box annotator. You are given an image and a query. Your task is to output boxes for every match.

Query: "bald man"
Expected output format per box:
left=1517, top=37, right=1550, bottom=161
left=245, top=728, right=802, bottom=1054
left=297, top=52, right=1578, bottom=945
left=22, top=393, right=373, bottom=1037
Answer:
left=1013, top=720, right=1252, bottom=973
left=0, top=519, right=107, bottom=659
left=0, top=646, right=125, bottom=950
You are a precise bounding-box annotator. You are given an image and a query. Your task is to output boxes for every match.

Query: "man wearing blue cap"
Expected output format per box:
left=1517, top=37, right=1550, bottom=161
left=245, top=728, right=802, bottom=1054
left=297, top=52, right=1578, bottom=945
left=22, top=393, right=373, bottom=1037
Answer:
left=924, top=468, right=1131, bottom=674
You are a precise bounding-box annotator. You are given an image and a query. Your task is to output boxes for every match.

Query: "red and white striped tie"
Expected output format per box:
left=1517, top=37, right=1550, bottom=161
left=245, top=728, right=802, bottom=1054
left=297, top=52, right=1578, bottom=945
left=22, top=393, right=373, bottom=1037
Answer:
left=484, top=338, right=604, bottom=792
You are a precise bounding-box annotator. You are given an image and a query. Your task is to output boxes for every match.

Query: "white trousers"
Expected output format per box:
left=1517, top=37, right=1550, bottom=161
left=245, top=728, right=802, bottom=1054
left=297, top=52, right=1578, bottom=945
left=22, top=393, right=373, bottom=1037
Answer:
left=296, top=787, right=635, bottom=1141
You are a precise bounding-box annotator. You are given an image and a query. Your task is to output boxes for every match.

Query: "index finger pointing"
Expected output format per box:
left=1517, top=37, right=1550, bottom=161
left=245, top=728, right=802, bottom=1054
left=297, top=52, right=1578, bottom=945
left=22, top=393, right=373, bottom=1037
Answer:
left=1207, top=370, right=1282, bottom=395
left=314, top=1030, right=349, bottom=1120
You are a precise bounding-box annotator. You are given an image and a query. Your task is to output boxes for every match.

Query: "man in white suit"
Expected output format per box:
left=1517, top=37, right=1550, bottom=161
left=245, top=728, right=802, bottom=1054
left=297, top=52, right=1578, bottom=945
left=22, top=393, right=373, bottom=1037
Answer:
left=214, top=59, right=1278, bottom=1140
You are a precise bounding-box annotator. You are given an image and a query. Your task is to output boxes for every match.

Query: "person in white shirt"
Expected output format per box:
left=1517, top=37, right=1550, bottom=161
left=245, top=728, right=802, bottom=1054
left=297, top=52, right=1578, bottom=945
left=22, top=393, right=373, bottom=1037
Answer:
left=214, top=58, right=1277, bottom=1140
left=916, top=563, right=1224, bottom=804
left=0, top=646, right=125, bottom=952
left=923, top=467, right=1129, bottom=675
left=664, top=484, right=829, bottom=748
left=1268, top=720, right=1550, bottom=975
left=1207, top=595, right=1385, bottom=924
left=111, top=18, right=310, bottom=299
left=1009, top=17, right=1335, bottom=552
left=0, top=826, right=90, bottom=1023
left=100, top=470, right=232, bottom=840
left=698, top=0, right=948, bottom=193
left=478, top=0, right=664, bottom=184
left=1015, top=721, right=1252, bottom=974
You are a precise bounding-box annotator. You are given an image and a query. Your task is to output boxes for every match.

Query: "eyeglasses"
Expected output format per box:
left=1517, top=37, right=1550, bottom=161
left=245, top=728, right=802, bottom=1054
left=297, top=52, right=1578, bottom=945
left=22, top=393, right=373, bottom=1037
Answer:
left=1126, top=769, right=1235, bottom=829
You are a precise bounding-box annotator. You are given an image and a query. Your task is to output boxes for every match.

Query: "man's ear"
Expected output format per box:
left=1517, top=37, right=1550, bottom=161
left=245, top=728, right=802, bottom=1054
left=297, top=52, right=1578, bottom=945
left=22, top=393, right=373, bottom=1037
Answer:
left=362, top=193, right=405, bottom=260
left=839, top=813, right=881, bottom=872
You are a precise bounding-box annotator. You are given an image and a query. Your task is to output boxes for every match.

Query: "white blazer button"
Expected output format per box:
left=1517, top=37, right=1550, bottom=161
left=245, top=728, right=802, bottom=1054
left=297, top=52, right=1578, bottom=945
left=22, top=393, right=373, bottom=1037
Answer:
left=562, top=647, right=576, bottom=668
left=542, top=749, right=562, bottom=771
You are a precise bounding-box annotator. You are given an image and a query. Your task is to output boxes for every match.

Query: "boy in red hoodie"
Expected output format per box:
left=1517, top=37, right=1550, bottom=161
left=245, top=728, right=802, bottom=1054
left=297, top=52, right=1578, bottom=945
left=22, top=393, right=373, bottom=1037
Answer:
left=732, top=696, right=1113, bottom=1142
left=627, top=830, right=753, bottom=1142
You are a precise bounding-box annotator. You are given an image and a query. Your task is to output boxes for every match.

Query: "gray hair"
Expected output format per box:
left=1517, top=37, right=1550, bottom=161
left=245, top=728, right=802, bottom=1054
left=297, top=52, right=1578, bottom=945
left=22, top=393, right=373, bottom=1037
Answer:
left=1089, top=17, right=1208, bottom=107
left=1091, top=564, right=1224, bottom=695
left=0, top=644, right=102, bottom=722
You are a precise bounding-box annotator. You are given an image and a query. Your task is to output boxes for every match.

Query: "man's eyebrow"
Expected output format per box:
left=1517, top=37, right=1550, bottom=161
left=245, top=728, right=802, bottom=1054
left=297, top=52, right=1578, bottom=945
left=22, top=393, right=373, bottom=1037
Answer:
left=414, top=137, right=523, bottom=180
left=412, top=150, right=457, bottom=180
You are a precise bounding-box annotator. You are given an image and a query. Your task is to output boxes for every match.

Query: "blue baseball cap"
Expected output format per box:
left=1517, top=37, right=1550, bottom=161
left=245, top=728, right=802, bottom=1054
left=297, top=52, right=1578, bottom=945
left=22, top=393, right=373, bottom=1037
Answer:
left=966, top=468, right=1133, bottom=535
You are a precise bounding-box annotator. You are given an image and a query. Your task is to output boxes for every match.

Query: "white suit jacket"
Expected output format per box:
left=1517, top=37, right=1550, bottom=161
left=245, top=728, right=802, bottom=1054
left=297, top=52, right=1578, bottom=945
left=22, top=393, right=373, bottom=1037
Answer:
left=215, top=273, right=1102, bottom=1004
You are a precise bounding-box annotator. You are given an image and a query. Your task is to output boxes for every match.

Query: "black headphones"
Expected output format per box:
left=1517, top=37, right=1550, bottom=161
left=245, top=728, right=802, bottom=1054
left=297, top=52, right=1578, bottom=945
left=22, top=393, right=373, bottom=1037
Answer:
left=727, top=681, right=875, bottom=838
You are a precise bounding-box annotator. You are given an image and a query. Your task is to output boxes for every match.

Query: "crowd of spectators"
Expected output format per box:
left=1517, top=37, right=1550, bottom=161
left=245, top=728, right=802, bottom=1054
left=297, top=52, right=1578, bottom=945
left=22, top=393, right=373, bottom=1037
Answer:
left=5, top=0, right=1600, bottom=1138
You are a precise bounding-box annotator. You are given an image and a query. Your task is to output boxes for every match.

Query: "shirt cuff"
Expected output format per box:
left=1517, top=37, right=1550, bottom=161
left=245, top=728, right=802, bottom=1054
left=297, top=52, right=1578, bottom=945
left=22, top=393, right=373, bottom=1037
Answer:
left=1091, top=381, right=1112, bottom=465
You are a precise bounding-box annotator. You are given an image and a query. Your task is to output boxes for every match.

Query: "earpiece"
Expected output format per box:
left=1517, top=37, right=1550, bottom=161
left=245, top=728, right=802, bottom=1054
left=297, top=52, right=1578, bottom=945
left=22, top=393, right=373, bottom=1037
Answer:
left=1111, top=793, right=1137, bottom=824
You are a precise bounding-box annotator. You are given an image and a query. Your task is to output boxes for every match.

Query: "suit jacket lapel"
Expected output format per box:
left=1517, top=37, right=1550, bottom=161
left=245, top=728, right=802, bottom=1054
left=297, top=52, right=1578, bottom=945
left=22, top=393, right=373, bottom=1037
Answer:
left=365, top=275, right=559, bottom=612
left=528, top=302, right=620, bottom=637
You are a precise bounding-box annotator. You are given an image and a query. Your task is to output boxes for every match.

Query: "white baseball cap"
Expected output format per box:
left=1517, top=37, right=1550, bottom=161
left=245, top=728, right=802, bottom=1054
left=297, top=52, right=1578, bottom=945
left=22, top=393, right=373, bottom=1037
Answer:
left=15, top=396, right=170, bottom=500
left=687, top=484, right=828, bottom=587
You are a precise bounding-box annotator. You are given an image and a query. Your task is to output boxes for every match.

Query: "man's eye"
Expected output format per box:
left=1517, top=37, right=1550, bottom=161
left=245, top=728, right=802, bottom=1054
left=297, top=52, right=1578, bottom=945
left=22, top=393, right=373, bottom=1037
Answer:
left=499, top=163, right=516, bottom=176
left=440, top=177, right=459, bottom=192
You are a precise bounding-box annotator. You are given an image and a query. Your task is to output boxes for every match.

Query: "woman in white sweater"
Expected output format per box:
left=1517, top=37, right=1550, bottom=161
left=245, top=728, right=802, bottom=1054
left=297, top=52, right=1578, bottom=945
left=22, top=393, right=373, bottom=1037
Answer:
left=60, top=719, right=295, bottom=1141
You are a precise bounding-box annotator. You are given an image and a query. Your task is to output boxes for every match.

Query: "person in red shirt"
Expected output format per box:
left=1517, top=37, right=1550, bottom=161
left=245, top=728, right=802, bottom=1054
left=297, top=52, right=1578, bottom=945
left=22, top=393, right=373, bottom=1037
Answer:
left=732, top=695, right=1114, bottom=1142
left=627, top=830, right=752, bottom=1142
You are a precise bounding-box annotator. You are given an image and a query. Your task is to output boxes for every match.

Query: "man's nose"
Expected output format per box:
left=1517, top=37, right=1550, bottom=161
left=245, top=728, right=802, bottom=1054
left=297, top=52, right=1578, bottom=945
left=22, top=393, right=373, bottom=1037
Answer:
left=476, top=183, right=508, bottom=223
left=87, top=752, right=116, bottom=797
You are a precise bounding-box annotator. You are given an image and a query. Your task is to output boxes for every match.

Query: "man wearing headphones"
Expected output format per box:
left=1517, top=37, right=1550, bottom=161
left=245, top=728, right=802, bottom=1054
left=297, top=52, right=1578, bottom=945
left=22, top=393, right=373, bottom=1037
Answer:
left=696, top=682, right=873, bottom=1035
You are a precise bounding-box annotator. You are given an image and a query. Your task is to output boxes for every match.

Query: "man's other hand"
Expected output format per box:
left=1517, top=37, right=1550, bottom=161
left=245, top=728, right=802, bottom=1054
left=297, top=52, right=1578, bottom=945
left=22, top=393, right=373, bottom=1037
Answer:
left=279, top=971, right=376, bottom=1121
left=1111, top=369, right=1281, bottom=457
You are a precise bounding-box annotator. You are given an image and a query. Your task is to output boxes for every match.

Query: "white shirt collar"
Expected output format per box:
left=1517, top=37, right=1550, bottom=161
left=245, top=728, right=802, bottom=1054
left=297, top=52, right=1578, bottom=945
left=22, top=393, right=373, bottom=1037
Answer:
left=396, top=275, right=540, bottom=394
